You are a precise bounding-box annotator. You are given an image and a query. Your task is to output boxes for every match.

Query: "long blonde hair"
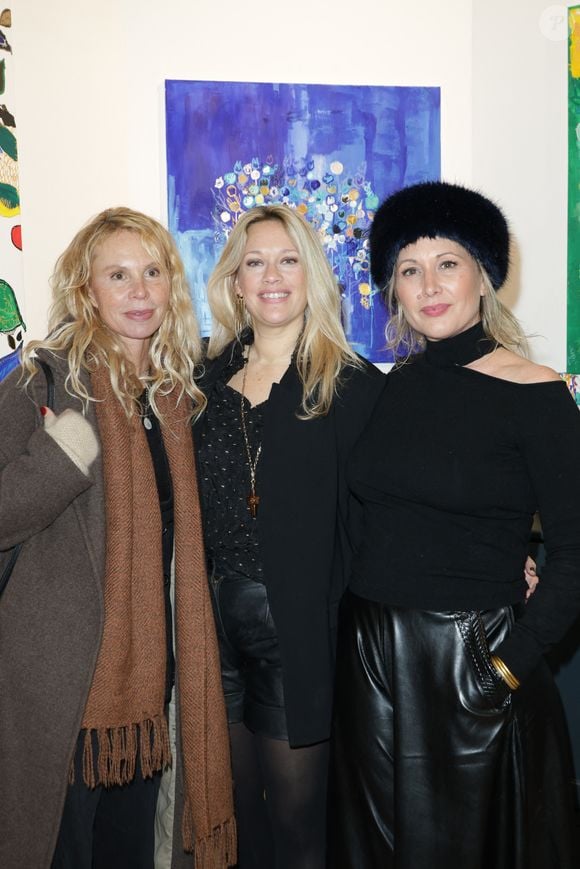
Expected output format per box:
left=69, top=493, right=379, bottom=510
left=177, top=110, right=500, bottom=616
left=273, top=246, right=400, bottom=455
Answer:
left=206, top=204, right=360, bottom=417
left=22, top=207, right=206, bottom=419
left=384, top=256, right=528, bottom=361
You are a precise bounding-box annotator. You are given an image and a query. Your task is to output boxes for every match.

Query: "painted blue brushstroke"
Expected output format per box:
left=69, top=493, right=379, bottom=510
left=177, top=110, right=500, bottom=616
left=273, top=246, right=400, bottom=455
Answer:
left=0, top=346, right=21, bottom=381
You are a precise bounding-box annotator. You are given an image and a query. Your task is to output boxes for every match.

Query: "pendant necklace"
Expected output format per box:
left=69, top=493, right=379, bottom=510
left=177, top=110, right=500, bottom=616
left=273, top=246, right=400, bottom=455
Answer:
left=142, top=386, right=153, bottom=430
left=142, top=386, right=153, bottom=431
left=240, top=347, right=262, bottom=518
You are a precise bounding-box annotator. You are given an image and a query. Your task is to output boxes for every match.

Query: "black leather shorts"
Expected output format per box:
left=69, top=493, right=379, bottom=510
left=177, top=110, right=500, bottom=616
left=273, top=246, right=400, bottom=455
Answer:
left=209, top=574, right=288, bottom=740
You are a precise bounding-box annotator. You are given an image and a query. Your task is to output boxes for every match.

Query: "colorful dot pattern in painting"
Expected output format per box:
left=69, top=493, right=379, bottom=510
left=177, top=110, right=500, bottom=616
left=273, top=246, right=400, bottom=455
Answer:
left=212, top=156, right=381, bottom=345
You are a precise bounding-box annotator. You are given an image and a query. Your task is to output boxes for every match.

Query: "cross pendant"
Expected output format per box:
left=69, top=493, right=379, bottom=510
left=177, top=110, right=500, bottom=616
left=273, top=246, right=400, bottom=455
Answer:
left=247, top=492, right=260, bottom=518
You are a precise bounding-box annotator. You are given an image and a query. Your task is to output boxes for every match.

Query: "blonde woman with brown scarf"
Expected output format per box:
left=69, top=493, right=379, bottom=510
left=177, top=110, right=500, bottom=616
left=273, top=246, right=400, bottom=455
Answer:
left=0, top=208, right=236, bottom=869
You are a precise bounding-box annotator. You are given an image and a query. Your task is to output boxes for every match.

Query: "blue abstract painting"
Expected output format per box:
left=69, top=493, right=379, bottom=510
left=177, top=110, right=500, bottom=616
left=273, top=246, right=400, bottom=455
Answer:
left=165, top=80, right=440, bottom=362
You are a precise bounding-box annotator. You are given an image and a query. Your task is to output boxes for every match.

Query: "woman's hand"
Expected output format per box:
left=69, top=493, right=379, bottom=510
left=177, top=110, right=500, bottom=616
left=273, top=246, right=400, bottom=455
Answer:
left=524, top=556, right=539, bottom=600
left=41, top=406, right=99, bottom=474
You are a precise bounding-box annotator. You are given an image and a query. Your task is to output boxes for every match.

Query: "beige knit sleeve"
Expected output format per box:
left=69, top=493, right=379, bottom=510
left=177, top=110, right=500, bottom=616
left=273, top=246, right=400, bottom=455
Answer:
left=44, top=409, right=100, bottom=476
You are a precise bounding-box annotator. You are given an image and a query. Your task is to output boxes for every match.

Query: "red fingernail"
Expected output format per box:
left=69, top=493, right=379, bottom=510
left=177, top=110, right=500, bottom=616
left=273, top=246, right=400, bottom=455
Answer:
left=40, top=406, right=47, bottom=416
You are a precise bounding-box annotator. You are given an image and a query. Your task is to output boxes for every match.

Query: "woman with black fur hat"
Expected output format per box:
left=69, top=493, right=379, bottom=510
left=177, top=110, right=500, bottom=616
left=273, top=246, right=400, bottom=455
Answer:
left=329, top=181, right=580, bottom=868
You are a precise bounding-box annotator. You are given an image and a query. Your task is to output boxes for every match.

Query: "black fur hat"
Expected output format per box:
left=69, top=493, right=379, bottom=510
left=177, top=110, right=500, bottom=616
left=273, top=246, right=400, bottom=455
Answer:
left=369, top=180, right=510, bottom=291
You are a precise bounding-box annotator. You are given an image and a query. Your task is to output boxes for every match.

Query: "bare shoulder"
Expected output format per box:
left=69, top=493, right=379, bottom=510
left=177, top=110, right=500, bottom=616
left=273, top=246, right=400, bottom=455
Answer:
left=518, top=362, right=561, bottom=384
left=474, top=348, right=561, bottom=384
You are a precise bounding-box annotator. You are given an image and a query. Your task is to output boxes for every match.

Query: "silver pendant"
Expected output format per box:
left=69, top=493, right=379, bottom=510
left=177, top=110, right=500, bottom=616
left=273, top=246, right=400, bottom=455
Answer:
left=143, top=417, right=152, bottom=430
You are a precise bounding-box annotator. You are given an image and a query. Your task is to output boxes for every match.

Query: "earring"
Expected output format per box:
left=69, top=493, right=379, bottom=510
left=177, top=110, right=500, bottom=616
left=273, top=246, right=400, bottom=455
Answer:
left=234, top=294, right=246, bottom=338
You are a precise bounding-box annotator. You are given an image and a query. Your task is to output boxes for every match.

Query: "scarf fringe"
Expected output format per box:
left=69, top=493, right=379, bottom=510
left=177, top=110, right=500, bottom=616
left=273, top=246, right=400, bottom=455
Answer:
left=183, top=809, right=237, bottom=869
left=79, top=715, right=171, bottom=788
left=140, top=713, right=171, bottom=778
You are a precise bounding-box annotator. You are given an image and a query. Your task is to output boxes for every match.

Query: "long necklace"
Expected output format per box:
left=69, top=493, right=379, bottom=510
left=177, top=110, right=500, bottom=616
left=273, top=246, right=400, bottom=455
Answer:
left=240, top=347, right=262, bottom=518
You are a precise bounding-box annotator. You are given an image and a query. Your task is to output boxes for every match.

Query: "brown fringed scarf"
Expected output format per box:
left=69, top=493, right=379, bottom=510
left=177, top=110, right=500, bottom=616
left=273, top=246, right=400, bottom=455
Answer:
left=83, top=366, right=236, bottom=868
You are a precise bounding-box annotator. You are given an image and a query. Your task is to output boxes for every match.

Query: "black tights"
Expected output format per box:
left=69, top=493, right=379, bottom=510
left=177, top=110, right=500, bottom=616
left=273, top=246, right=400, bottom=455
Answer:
left=229, top=722, right=329, bottom=869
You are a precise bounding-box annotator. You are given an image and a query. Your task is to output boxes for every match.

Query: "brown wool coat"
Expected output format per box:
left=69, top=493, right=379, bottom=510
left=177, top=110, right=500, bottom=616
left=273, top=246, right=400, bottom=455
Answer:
left=0, top=355, right=195, bottom=869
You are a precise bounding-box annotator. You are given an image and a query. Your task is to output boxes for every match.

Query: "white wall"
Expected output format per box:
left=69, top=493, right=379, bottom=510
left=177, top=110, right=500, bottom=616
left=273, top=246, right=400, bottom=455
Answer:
left=14, top=0, right=571, bottom=370
left=472, top=0, right=570, bottom=368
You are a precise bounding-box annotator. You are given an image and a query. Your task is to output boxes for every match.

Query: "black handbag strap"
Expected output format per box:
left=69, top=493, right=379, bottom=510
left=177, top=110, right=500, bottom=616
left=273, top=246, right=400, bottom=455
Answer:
left=36, top=358, right=55, bottom=412
left=0, top=359, right=55, bottom=598
left=0, top=545, right=21, bottom=595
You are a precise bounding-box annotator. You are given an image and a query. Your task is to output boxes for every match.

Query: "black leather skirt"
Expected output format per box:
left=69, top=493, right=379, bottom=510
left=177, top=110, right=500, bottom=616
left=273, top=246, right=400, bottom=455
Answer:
left=328, top=591, right=579, bottom=869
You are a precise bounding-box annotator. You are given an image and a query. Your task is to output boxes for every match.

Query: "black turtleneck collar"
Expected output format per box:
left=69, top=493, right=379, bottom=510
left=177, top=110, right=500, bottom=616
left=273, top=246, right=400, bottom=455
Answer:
left=423, top=321, right=498, bottom=368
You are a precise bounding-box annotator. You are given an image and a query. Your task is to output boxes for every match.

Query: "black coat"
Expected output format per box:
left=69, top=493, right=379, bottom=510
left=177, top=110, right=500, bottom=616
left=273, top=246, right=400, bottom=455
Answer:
left=196, top=343, right=386, bottom=746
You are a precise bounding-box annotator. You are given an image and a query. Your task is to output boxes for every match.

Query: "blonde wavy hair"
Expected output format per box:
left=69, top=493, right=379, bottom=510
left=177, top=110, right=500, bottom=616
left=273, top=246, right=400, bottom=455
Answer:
left=22, top=206, right=206, bottom=420
left=206, top=204, right=360, bottom=417
left=384, top=253, right=528, bottom=361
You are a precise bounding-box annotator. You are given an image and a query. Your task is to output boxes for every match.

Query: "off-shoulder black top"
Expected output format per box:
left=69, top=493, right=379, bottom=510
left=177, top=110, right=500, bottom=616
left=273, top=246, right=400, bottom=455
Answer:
left=348, top=322, right=580, bottom=683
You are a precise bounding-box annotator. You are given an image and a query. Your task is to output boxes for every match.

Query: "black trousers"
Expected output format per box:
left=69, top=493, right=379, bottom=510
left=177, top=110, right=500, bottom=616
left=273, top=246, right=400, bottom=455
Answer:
left=329, top=592, right=579, bottom=869
left=51, top=733, right=161, bottom=869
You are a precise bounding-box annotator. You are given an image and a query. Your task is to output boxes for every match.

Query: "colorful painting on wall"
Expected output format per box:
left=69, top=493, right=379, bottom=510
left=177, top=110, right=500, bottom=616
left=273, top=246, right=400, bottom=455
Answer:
left=165, top=80, right=440, bottom=362
left=562, top=372, right=580, bottom=408
left=568, top=7, right=580, bottom=371
left=0, top=7, right=25, bottom=382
